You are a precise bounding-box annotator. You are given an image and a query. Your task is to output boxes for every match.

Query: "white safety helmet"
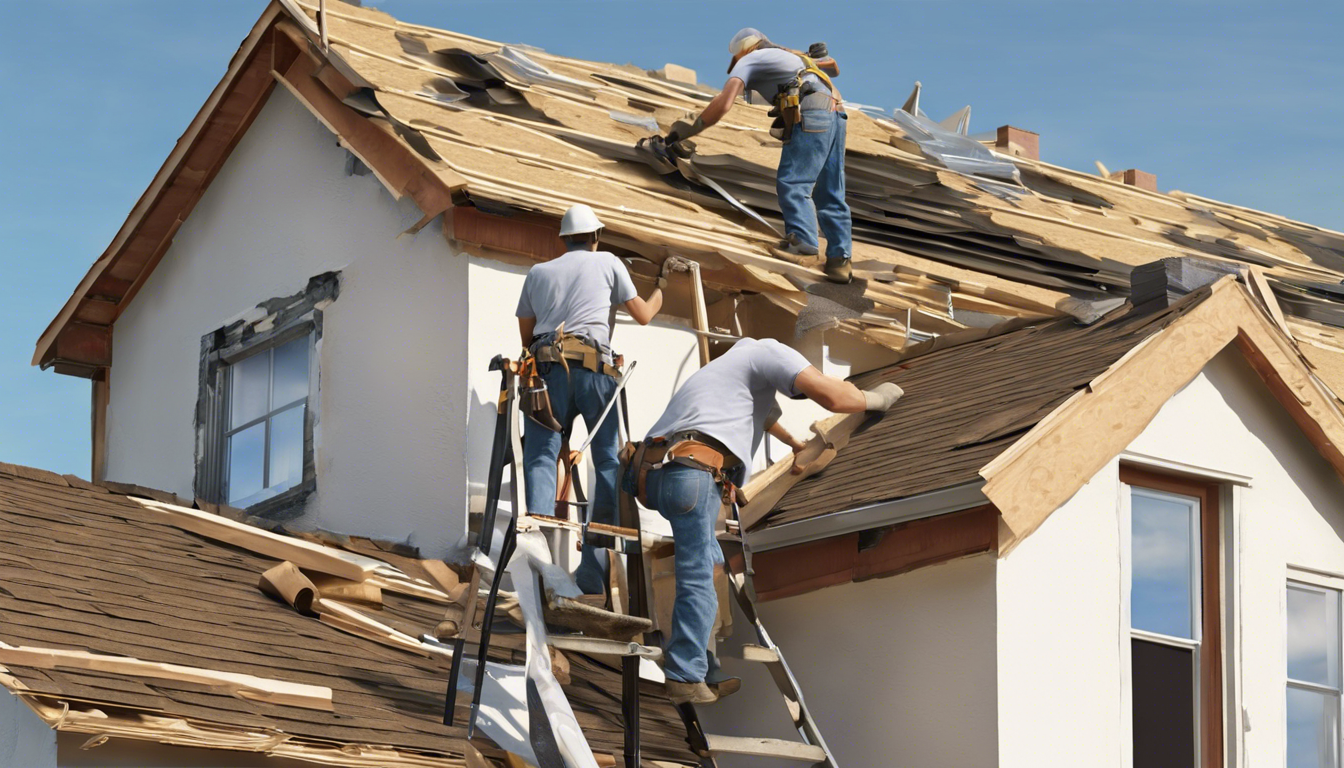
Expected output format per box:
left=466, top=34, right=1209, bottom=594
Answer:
left=728, top=28, right=766, bottom=57
left=559, top=204, right=604, bottom=237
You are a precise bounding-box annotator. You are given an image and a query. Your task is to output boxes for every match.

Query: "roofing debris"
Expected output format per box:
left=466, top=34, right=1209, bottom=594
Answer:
left=0, top=464, right=701, bottom=766
left=35, top=0, right=1344, bottom=399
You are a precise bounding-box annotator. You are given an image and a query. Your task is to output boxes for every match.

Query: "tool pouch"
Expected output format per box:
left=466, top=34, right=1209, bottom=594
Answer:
left=523, top=373, right=563, bottom=432
left=770, top=82, right=802, bottom=142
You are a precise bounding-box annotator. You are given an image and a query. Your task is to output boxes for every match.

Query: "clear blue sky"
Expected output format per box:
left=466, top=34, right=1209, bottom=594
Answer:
left=1, top=0, right=1340, bottom=478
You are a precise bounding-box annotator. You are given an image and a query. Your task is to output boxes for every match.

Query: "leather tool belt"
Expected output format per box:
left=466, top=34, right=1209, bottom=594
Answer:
left=532, top=334, right=622, bottom=378
left=627, top=432, right=744, bottom=508
left=770, top=63, right=843, bottom=142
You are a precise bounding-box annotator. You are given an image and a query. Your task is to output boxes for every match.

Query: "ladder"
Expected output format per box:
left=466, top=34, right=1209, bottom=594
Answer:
left=441, top=355, right=839, bottom=767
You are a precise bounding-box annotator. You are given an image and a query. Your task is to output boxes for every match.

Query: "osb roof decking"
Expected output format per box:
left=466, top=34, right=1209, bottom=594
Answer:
left=0, top=464, right=698, bottom=766
left=764, top=293, right=1204, bottom=529
left=36, top=0, right=1344, bottom=390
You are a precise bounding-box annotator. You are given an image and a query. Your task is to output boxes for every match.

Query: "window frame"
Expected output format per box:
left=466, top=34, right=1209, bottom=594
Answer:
left=219, top=326, right=315, bottom=508
left=198, top=319, right=318, bottom=517
left=1120, top=464, right=1225, bottom=768
left=1286, top=568, right=1344, bottom=768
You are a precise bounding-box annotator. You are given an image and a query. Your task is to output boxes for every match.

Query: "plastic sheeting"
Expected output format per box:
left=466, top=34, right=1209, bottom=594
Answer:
left=884, top=108, right=1022, bottom=184
left=481, top=46, right=594, bottom=94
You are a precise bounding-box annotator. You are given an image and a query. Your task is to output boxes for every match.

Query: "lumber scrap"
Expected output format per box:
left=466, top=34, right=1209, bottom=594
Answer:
left=0, top=642, right=332, bottom=711
left=703, top=734, right=827, bottom=762
left=131, top=497, right=382, bottom=582
left=738, top=411, right=869, bottom=531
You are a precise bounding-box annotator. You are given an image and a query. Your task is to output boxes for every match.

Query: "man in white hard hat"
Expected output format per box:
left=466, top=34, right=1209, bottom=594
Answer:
left=516, top=204, right=668, bottom=596
left=660, top=28, right=853, bottom=285
left=627, top=337, right=904, bottom=703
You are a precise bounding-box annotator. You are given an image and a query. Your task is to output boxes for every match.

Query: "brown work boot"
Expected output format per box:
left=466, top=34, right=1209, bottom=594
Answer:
left=666, top=680, right=718, bottom=705
left=770, top=234, right=822, bottom=267
left=709, top=676, right=742, bottom=699
left=823, top=257, right=853, bottom=284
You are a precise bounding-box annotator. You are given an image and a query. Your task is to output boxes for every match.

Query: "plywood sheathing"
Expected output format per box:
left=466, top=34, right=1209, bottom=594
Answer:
left=0, top=465, right=700, bottom=766
left=980, top=277, right=1344, bottom=552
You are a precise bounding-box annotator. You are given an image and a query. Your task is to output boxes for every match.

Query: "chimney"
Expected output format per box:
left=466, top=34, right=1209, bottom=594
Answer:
left=1109, top=168, right=1158, bottom=192
left=1130, top=257, right=1239, bottom=311
left=996, top=125, right=1039, bottom=161
left=660, top=63, right=697, bottom=85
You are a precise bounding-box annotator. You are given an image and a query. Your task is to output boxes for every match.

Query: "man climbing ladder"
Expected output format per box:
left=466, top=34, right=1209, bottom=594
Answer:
left=628, top=337, right=904, bottom=704
left=516, top=204, right=668, bottom=596
left=659, top=28, right=855, bottom=284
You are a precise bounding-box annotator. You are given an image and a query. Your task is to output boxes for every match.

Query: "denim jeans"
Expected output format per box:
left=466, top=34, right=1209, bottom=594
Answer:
left=777, top=108, right=852, bottom=261
left=521, top=363, right=622, bottom=595
left=643, top=463, right=724, bottom=683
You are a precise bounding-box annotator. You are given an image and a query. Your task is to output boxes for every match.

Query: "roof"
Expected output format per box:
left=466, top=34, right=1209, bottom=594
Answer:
left=0, top=463, right=698, bottom=766
left=763, top=292, right=1201, bottom=529
left=746, top=278, right=1344, bottom=554
left=34, top=0, right=1344, bottom=394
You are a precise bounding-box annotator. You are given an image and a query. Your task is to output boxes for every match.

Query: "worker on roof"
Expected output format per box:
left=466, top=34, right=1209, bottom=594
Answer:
left=517, top=204, right=670, bottom=596
left=628, top=338, right=903, bottom=704
left=659, top=28, right=854, bottom=285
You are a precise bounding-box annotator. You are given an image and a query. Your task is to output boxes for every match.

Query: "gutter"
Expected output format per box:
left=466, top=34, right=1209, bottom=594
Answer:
left=746, top=480, right=988, bottom=552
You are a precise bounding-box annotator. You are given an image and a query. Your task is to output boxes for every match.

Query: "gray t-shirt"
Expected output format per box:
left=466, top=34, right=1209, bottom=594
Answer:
left=647, top=338, right=811, bottom=467
left=515, top=249, right=638, bottom=352
left=728, top=47, right=807, bottom=103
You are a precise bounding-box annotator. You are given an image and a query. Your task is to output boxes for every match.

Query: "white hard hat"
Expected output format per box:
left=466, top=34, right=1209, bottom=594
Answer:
left=559, top=204, right=604, bottom=237
left=729, top=28, right=766, bottom=57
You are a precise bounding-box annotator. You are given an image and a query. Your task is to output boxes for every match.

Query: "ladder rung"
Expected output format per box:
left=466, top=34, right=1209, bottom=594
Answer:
left=705, top=735, right=827, bottom=763
left=518, top=513, right=641, bottom=541
left=739, top=644, right=781, bottom=663
left=549, top=635, right=662, bottom=659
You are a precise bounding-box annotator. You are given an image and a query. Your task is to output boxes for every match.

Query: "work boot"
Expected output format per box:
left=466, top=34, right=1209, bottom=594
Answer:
left=666, top=680, right=718, bottom=705
left=770, top=234, right=822, bottom=267
left=708, top=676, right=742, bottom=699
left=823, top=257, right=853, bottom=284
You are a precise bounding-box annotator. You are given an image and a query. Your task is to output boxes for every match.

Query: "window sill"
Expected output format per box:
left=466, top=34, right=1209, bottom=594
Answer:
left=237, top=478, right=316, bottom=522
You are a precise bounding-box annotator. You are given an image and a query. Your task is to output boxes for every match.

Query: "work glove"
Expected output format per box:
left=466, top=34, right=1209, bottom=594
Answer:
left=862, top=382, right=904, bottom=412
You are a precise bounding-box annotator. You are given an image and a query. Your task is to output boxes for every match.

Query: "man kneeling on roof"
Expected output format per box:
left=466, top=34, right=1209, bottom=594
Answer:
left=658, top=28, right=854, bottom=285
left=516, top=204, right=672, bottom=596
left=629, top=337, right=903, bottom=704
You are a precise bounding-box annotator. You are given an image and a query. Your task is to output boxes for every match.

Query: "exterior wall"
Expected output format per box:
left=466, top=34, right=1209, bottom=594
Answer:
left=105, top=87, right=471, bottom=556
left=0, top=691, right=55, bottom=767
left=1126, top=348, right=1344, bottom=767
left=996, top=457, right=1127, bottom=767
left=704, top=554, right=999, bottom=768
left=996, top=347, right=1344, bottom=767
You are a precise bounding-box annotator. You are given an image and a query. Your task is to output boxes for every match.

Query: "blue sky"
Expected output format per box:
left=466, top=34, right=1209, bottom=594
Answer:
left=0, top=0, right=1341, bottom=478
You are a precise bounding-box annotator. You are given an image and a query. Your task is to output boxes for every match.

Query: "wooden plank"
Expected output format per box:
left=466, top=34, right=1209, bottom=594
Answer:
left=705, top=735, right=826, bottom=763
left=130, top=497, right=380, bottom=582
left=0, top=641, right=332, bottom=711
left=687, top=262, right=712, bottom=367
left=739, top=412, right=867, bottom=531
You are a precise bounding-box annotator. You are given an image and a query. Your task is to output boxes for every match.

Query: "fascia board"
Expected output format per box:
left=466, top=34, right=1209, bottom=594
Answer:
left=746, top=480, right=988, bottom=552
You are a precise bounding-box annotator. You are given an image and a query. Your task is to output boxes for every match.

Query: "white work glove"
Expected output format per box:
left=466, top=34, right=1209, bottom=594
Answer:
left=862, top=382, right=904, bottom=412
left=657, top=275, right=668, bottom=290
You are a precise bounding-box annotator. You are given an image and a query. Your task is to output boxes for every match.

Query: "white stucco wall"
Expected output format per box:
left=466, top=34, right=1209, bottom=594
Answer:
left=703, top=554, right=999, bottom=768
left=996, top=347, right=1344, bottom=767
left=106, top=87, right=471, bottom=556
left=0, top=691, right=55, bottom=767
left=996, top=458, right=1126, bottom=767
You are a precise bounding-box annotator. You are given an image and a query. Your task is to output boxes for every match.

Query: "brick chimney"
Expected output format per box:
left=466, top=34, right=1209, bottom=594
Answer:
left=1109, top=168, right=1158, bottom=192
left=996, top=125, right=1039, bottom=161
left=1130, top=257, right=1239, bottom=311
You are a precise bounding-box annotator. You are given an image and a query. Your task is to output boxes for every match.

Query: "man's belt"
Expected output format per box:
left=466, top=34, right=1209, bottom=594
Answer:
left=630, top=432, right=743, bottom=508
left=532, top=335, right=621, bottom=377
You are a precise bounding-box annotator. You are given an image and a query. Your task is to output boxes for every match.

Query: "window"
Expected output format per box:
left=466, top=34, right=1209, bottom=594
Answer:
left=223, top=334, right=310, bottom=506
left=193, top=272, right=337, bottom=515
left=1122, top=466, right=1223, bottom=768
left=1288, top=580, right=1342, bottom=768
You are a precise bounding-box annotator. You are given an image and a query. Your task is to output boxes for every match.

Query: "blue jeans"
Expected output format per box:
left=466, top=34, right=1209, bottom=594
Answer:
left=643, top=463, right=724, bottom=683
left=778, top=109, right=851, bottom=261
left=522, top=363, right=622, bottom=595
